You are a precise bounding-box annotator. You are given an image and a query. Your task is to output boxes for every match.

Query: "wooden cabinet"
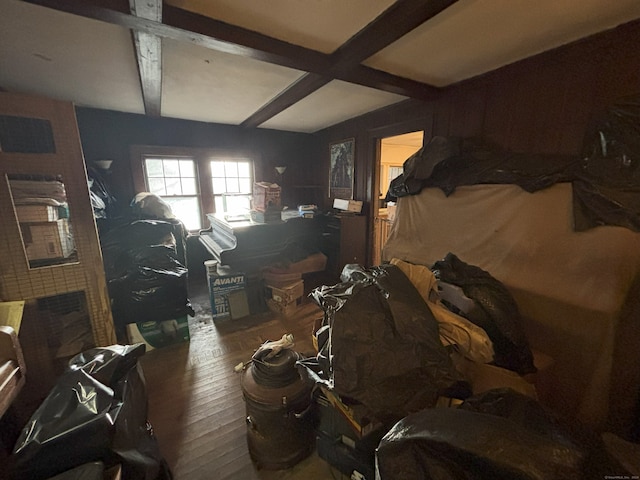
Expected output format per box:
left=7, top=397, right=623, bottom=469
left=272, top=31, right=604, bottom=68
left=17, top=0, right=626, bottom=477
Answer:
left=319, top=214, right=367, bottom=275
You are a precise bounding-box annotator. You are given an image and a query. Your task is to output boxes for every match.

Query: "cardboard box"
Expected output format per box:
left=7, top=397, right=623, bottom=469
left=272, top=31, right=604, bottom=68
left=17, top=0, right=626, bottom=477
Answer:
left=252, top=182, right=281, bottom=211
left=250, top=208, right=281, bottom=223
left=21, top=219, right=74, bottom=261
left=333, top=198, right=363, bottom=213
left=266, top=297, right=300, bottom=317
left=317, top=386, right=383, bottom=439
left=208, top=266, right=247, bottom=319
left=126, top=316, right=190, bottom=350
left=15, top=204, right=59, bottom=223
left=266, top=279, right=304, bottom=304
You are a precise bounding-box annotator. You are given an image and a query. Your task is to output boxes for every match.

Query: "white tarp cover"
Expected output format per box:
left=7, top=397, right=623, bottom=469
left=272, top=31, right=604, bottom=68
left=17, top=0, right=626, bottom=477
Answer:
left=383, top=182, right=640, bottom=432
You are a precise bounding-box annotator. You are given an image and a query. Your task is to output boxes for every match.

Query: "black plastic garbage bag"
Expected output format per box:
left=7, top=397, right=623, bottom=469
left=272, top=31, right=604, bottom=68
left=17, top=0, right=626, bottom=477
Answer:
left=100, top=220, right=194, bottom=329
left=109, top=245, right=194, bottom=326
left=8, top=344, right=172, bottom=480
left=376, top=388, right=629, bottom=480
left=574, top=94, right=640, bottom=231
left=309, top=264, right=468, bottom=423
left=45, top=462, right=105, bottom=480
left=431, top=253, right=536, bottom=375
left=385, top=136, right=578, bottom=201
left=581, top=94, right=640, bottom=189
left=100, top=220, right=178, bottom=280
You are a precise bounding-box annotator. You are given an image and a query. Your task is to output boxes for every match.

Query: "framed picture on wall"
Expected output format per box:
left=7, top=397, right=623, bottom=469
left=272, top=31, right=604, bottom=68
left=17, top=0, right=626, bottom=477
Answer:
left=329, top=138, right=354, bottom=199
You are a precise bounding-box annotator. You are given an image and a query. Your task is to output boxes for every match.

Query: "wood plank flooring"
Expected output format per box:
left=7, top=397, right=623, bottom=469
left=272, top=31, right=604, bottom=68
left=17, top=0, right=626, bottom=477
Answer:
left=140, top=278, right=347, bottom=480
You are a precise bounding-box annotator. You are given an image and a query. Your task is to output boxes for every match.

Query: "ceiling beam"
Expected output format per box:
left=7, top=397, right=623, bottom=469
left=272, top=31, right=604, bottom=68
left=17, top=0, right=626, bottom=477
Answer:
left=241, top=74, right=330, bottom=128
left=332, top=0, right=457, bottom=65
left=129, top=0, right=162, bottom=117
left=23, top=0, right=444, bottom=100
left=242, top=0, right=455, bottom=128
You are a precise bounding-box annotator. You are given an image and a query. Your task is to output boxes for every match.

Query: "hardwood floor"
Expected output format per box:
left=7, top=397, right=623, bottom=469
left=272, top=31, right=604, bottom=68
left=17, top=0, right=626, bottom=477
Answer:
left=140, top=277, right=346, bottom=480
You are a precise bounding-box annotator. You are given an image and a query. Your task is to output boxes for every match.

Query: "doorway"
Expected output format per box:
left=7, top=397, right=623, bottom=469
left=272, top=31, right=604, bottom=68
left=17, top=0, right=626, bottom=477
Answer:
left=372, top=131, right=424, bottom=265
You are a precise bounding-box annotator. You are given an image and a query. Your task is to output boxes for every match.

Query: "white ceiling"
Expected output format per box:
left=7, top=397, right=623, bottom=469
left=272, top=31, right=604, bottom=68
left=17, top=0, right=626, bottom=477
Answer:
left=366, top=0, right=640, bottom=86
left=1, top=0, right=639, bottom=134
left=0, top=0, right=145, bottom=114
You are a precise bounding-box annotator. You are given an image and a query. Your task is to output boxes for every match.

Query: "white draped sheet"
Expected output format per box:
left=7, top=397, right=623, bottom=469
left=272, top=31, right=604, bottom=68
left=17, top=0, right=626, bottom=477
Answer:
left=383, top=183, right=640, bottom=432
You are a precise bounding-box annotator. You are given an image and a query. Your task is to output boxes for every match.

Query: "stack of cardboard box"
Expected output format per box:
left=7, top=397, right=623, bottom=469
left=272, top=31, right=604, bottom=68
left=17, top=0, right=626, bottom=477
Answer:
left=15, top=204, right=74, bottom=262
left=251, top=182, right=282, bottom=223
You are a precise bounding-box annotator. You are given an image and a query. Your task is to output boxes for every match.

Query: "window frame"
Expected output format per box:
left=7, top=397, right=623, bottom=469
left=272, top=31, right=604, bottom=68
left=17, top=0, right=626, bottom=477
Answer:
left=130, top=145, right=258, bottom=232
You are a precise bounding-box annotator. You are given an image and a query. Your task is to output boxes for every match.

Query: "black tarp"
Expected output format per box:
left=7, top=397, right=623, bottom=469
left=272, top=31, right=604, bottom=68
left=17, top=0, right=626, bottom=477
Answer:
left=431, top=253, right=536, bottom=375
left=386, top=96, right=640, bottom=232
left=8, top=344, right=172, bottom=480
left=308, top=264, right=469, bottom=424
left=100, top=220, right=193, bottom=329
left=376, top=388, right=630, bottom=480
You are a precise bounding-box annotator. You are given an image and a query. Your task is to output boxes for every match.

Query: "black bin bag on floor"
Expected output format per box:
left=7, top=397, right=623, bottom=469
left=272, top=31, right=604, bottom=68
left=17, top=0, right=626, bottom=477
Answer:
left=309, top=264, right=468, bottom=424
left=8, top=344, right=172, bottom=480
left=376, top=388, right=629, bottom=480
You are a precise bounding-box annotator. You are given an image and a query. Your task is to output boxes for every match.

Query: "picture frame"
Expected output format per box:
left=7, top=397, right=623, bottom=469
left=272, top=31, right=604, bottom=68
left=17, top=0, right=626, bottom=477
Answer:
left=329, top=138, right=355, bottom=199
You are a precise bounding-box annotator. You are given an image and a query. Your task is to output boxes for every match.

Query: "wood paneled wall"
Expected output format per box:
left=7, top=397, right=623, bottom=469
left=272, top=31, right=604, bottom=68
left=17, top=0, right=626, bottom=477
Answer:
left=318, top=19, right=640, bottom=260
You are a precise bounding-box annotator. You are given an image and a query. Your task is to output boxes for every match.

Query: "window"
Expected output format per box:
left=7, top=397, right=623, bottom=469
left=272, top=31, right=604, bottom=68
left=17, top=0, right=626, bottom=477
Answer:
left=210, top=159, right=252, bottom=216
left=131, top=146, right=256, bottom=231
left=144, top=156, right=201, bottom=230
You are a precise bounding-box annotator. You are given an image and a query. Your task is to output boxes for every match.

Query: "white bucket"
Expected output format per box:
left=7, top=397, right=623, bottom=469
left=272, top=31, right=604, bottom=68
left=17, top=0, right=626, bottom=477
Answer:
left=204, top=260, right=218, bottom=277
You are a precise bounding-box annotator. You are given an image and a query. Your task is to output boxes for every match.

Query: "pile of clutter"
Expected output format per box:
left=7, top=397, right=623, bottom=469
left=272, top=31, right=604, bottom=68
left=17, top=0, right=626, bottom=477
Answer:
left=100, top=194, right=193, bottom=348
left=254, top=254, right=635, bottom=480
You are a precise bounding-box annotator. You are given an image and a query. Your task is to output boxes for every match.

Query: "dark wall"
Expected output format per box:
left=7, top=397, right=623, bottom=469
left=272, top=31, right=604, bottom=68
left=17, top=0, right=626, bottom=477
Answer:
left=75, top=108, right=323, bottom=211
left=317, top=19, right=640, bottom=215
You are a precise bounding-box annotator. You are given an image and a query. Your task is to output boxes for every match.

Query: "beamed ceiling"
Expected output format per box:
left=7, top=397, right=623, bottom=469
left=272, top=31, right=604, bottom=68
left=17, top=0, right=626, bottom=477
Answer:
left=1, top=0, right=640, bottom=133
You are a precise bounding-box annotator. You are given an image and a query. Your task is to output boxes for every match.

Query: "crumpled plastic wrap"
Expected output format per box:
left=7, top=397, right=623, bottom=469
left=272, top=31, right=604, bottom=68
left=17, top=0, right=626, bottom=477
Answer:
left=309, top=264, right=469, bottom=423
left=8, top=344, right=172, bottom=480
left=574, top=94, right=640, bottom=231
left=376, top=388, right=629, bottom=480
left=386, top=98, right=640, bottom=232
left=386, top=136, right=578, bottom=201
left=431, top=253, right=536, bottom=375
left=100, top=220, right=193, bottom=328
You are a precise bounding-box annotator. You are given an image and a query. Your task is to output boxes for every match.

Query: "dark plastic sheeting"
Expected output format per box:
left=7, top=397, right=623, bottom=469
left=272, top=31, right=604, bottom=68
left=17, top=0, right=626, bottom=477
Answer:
left=376, top=388, right=630, bottom=480
left=431, top=253, right=536, bottom=375
left=8, top=344, right=172, bottom=480
left=386, top=95, right=640, bottom=232
left=309, top=264, right=469, bottom=423
left=100, top=220, right=193, bottom=327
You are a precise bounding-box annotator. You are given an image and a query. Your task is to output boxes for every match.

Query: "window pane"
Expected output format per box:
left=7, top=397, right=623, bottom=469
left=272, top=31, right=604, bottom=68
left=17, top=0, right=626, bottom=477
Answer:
left=225, top=195, right=250, bottom=214
left=145, top=159, right=164, bottom=177
left=226, top=178, right=239, bottom=193
left=239, top=178, right=251, bottom=194
left=181, top=178, right=196, bottom=195
left=237, top=161, right=251, bottom=178
left=214, top=196, right=224, bottom=213
left=162, top=196, right=201, bottom=230
left=179, top=160, right=195, bottom=177
left=211, top=161, right=225, bottom=176
left=212, top=177, right=226, bottom=194
left=163, top=159, right=180, bottom=177
left=224, top=162, right=238, bottom=177
left=165, top=177, right=181, bottom=195
left=148, top=177, right=166, bottom=195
